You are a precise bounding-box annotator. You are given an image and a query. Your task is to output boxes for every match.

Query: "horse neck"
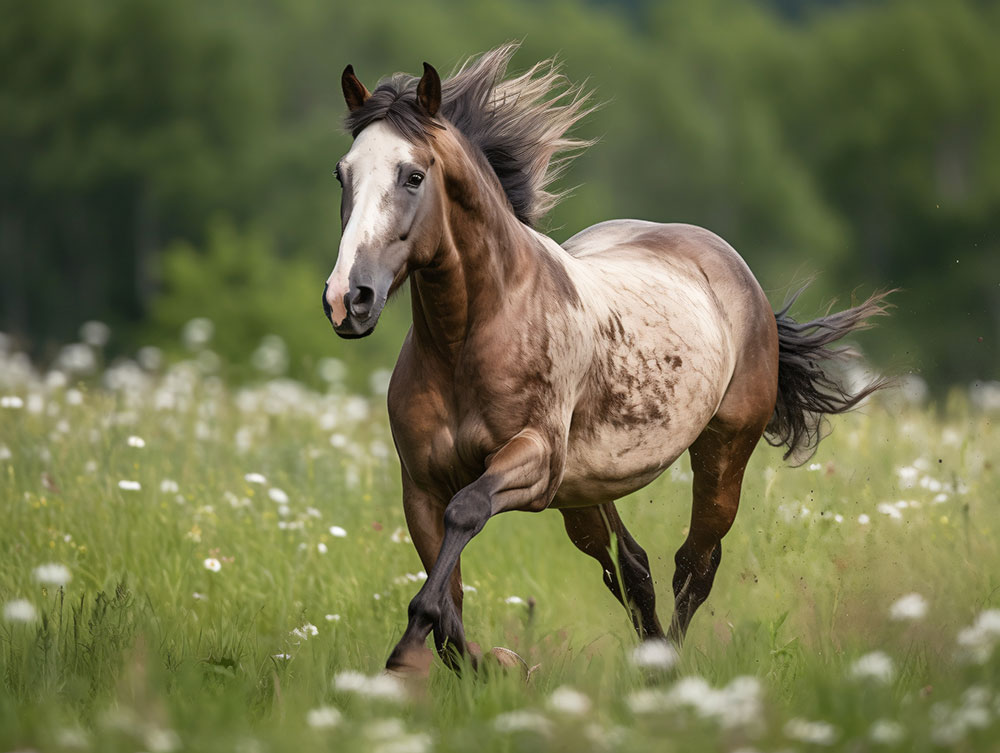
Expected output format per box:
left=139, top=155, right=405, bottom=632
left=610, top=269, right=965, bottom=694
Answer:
left=410, top=149, right=534, bottom=363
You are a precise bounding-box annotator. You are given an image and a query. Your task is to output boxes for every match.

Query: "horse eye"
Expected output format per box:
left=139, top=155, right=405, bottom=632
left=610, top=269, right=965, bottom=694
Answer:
left=405, top=172, right=424, bottom=188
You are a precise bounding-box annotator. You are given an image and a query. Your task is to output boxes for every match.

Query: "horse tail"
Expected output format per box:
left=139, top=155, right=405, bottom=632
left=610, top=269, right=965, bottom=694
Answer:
left=764, top=286, right=895, bottom=465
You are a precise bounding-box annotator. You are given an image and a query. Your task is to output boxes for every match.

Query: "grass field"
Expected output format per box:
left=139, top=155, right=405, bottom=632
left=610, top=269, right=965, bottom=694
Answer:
left=2, top=344, right=1000, bottom=752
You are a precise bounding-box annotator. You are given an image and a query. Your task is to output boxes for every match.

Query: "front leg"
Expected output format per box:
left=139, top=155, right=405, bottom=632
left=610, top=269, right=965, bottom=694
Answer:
left=386, top=430, right=556, bottom=673
left=384, top=472, right=464, bottom=675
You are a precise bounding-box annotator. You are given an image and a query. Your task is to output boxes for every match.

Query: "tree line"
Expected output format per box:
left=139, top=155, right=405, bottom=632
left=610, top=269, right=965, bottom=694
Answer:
left=1, top=0, right=997, bottom=390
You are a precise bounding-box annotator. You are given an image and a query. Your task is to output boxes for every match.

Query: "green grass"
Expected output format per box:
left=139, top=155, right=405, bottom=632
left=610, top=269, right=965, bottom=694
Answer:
left=1, top=358, right=999, bottom=752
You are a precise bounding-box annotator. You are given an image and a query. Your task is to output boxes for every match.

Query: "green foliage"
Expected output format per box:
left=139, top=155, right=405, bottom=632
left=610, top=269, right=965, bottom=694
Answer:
left=146, top=218, right=408, bottom=389
left=1, top=0, right=998, bottom=387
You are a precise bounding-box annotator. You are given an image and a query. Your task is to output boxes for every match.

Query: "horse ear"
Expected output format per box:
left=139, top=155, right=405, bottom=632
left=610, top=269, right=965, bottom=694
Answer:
left=342, top=65, right=371, bottom=112
left=416, top=62, right=441, bottom=117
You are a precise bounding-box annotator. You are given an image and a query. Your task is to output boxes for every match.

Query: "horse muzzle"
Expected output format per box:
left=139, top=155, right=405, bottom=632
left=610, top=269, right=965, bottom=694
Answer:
left=323, top=280, right=387, bottom=339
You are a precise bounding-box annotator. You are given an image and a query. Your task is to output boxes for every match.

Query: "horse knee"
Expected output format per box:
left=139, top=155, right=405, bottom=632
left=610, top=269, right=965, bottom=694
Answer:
left=444, top=489, right=490, bottom=536
left=407, top=591, right=442, bottom=627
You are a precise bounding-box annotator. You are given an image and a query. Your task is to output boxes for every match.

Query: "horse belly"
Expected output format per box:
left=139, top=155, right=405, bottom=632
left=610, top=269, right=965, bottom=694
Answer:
left=553, top=283, right=734, bottom=507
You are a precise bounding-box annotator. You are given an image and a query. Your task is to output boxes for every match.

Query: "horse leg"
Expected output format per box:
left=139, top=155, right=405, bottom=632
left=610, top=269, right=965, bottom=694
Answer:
left=561, top=503, right=665, bottom=640
left=386, top=474, right=464, bottom=675
left=668, top=361, right=773, bottom=643
left=386, top=430, right=554, bottom=673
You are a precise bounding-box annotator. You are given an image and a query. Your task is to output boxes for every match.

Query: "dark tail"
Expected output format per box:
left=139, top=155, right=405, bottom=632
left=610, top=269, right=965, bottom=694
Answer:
left=765, top=287, right=896, bottom=465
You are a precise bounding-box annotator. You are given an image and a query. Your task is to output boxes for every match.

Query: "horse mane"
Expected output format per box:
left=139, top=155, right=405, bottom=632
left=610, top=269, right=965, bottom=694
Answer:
left=345, top=44, right=596, bottom=227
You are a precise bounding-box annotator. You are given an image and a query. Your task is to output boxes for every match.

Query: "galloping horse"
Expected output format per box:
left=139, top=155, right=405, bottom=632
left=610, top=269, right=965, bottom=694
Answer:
left=322, top=46, right=891, bottom=674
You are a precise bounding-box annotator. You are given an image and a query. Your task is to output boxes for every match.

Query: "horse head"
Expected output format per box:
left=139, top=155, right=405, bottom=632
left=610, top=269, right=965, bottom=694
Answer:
left=323, top=63, right=444, bottom=338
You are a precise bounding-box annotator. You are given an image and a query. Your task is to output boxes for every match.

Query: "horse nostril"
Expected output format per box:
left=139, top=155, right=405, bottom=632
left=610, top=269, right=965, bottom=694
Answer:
left=322, top=283, right=333, bottom=320
left=349, top=285, right=376, bottom=320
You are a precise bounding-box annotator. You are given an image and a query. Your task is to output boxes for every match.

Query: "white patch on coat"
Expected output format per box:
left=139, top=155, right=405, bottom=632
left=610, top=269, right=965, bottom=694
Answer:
left=326, top=121, right=415, bottom=324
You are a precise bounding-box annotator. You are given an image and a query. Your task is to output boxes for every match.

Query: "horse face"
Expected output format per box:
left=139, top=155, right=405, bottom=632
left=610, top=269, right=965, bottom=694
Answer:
left=324, top=120, right=436, bottom=338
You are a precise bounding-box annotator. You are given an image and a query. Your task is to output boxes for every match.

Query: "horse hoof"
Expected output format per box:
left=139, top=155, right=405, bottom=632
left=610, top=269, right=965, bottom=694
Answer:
left=489, top=646, right=540, bottom=682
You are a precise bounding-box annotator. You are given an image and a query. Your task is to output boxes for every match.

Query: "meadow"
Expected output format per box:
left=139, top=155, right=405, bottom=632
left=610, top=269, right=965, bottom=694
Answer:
left=2, top=333, right=999, bottom=753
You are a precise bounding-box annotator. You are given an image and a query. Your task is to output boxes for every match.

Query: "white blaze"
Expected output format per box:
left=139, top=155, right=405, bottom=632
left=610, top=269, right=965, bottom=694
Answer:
left=326, top=121, right=415, bottom=325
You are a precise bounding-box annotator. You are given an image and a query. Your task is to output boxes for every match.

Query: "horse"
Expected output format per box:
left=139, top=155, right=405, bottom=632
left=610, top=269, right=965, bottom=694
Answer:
left=321, top=45, right=892, bottom=675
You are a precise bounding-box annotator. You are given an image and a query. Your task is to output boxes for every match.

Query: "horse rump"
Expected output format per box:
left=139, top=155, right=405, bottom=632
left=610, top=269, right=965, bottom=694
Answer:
left=765, top=286, right=896, bottom=465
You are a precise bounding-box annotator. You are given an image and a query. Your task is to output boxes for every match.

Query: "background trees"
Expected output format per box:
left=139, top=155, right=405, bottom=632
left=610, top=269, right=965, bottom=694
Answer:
left=2, top=0, right=996, bottom=390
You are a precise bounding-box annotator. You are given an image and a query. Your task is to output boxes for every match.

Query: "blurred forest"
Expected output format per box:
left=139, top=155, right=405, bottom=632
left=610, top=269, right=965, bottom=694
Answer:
left=1, top=0, right=998, bottom=390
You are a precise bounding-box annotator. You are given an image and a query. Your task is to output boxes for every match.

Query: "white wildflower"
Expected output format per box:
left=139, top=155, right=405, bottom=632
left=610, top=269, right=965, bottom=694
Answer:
left=182, top=317, right=214, bottom=350
left=118, top=480, right=141, bottom=491
left=45, top=370, right=68, bottom=390
left=317, top=357, right=347, bottom=384
left=3, top=599, right=38, bottom=623
left=0, top=444, right=11, bottom=460
left=957, top=609, right=1000, bottom=663
left=662, top=675, right=764, bottom=730
left=333, top=671, right=406, bottom=701
left=330, top=433, right=348, bottom=448
left=329, top=526, right=347, bottom=538
left=325, top=614, right=341, bottom=622
left=493, top=710, right=553, bottom=735
left=369, top=368, right=393, bottom=395
left=505, top=595, right=525, bottom=605
left=126, top=435, right=145, bottom=448
left=631, top=639, right=678, bottom=670
left=55, top=726, right=90, bottom=749
left=56, top=344, right=96, bottom=374
left=268, top=487, right=289, bottom=504
left=160, top=479, right=179, bottom=494
left=858, top=513, right=871, bottom=525
left=273, top=653, right=292, bottom=660
left=627, top=688, right=669, bottom=714
left=784, top=718, right=837, bottom=745
left=251, top=335, right=288, bottom=375
left=145, top=727, right=181, bottom=753
left=869, top=719, right=904, bottom=745
left=80, top=320, right=111, bottom=347
left=66, top=388, right=83, bottom=406
left=1, top=395, right=24, bottom=409
left=203, top=558, right=222, bottom=572
left=306, top=706, right=342, bottom=729
left=137, top=345, right=163, bottom=371
left=850, top=651, right=894, bottom=683
left=876, top=502, right=902, bottom=520
left=317, top=542, right=328, bottom=554
left=244, top=472, right=267, bottom=484
left=896, top=465, right=919, bottom=488
left=343, top=396, right=370, bottom=422
left=390, top=527, right=411, bottom=543
left=32, top=562, right=72, bottom=587
left=364, top=718, right=406, bottom=740
left=547, top=686, right=592, bottom=716
left=291, top=623, right=319, bottom=641
left=889, top=592, right=928, bottom=621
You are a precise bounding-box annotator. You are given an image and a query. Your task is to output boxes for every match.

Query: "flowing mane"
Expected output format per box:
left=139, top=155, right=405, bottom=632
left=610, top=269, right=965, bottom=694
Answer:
left=345, top=44, right=595, bottom=227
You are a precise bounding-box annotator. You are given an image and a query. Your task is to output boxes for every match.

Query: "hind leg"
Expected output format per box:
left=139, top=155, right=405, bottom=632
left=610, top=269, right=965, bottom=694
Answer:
left=668, top=419, right=759, bottom=642
left=668, top=365, right=777, bottom=643
left=561, top=503, right=665, bottom=640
